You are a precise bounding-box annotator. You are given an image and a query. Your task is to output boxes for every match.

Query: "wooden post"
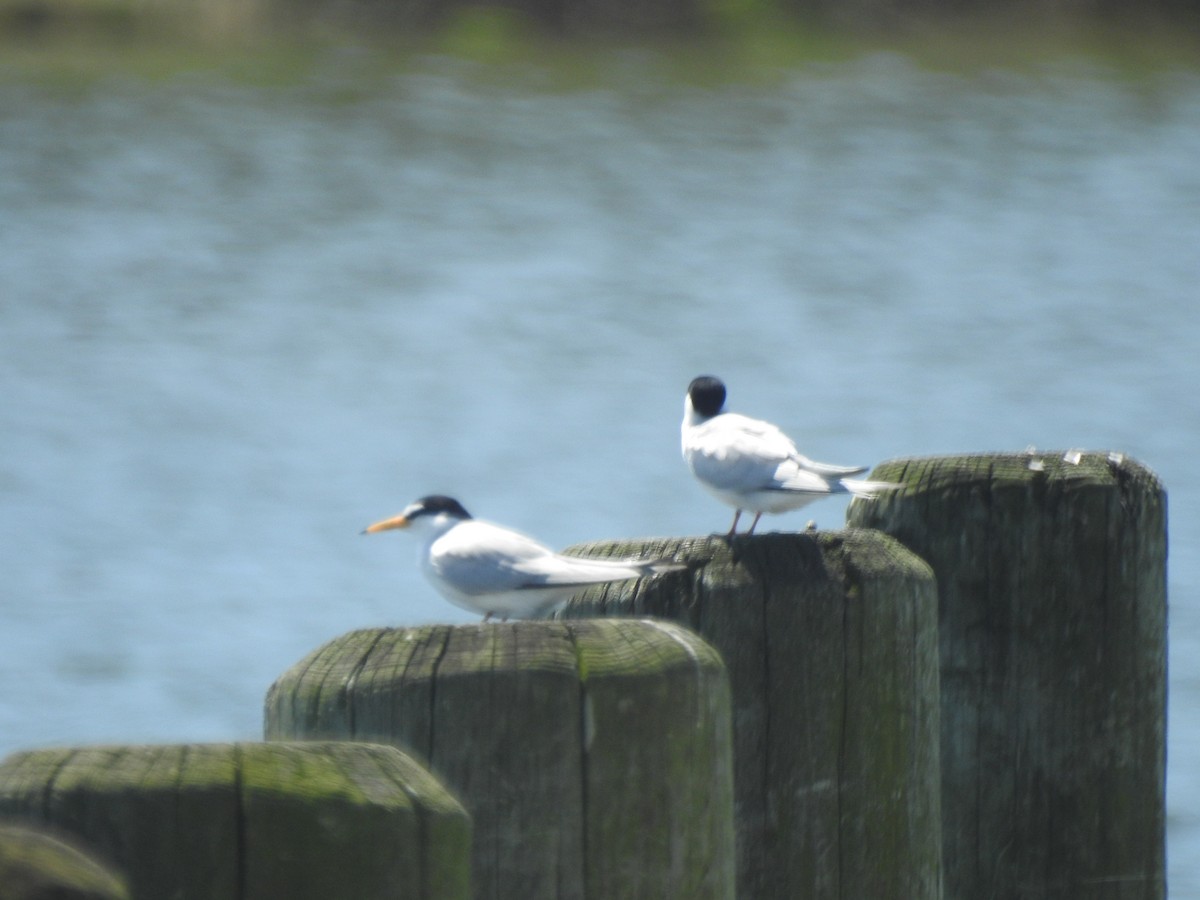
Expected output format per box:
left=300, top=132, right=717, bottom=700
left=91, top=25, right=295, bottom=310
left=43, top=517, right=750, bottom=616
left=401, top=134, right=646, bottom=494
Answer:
left=560, top=530, right=942, bottom=900
left=0, top=821, right=130, bottom=900
left=846, top=451, right=1167, bottom=899
left=264, top=618, right=736, bottom=900
left=0, top=741, right=471, bottom=900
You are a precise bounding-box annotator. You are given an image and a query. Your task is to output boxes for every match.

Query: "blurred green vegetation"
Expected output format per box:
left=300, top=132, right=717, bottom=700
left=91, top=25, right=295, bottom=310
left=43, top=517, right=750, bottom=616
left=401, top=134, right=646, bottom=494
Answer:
left=0, top=0, right=1197, bottom=83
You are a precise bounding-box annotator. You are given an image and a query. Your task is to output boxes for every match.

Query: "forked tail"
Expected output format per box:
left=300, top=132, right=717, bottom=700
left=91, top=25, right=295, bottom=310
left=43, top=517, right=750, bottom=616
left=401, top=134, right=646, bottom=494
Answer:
left=840, top=478, right=904, bottom=500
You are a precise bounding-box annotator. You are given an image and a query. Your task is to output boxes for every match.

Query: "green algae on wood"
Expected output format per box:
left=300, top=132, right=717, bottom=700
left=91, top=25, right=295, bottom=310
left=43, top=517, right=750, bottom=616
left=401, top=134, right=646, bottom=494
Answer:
left=0, top=742, right=470, bottom=900
left=847, top=450, right=1167, bottom=900
left=265, top=618, right=736, bottom=900
left=561, top=529, right=942, bottom=900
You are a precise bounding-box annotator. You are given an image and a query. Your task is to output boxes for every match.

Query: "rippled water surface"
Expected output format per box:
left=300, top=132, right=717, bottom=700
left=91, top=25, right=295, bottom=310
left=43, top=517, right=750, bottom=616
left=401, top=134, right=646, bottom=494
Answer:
left=3, top=47, right=1198, bottom=888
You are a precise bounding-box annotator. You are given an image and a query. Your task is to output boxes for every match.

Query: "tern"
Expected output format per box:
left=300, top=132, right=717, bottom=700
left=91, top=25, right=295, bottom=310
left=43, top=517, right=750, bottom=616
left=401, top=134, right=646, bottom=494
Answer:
left=364, top=495, right=684, bottom=621
left=682, top=375, right=900, bottom=535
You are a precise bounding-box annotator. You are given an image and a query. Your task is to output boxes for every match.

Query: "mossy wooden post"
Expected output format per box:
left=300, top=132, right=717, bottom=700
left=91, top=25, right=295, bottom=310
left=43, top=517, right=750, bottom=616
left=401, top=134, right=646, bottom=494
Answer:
left=846, top=452, right=1167, bottom=900
left=264, top=618, right=735, bottom=900
left=560, top=530, right=942, bottom=900
left=0, top=821, right=130, bottom=900
left=0, top=742, right=471, bottom=900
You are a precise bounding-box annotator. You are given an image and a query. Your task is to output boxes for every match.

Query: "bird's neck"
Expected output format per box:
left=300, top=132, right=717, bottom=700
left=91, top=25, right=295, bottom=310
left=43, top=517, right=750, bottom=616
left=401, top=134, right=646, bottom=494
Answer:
left=683, top=399, right=712, bottom=430
left=414, top=514, right=463, bottom=547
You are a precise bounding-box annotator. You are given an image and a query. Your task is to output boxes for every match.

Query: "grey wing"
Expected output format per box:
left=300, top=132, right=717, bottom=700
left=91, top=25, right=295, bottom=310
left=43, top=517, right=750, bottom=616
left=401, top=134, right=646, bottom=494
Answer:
left=431, top=521, right=565, bottom=596
left=773, top=464, right=845, bottom=496
left=776, top=464, right=899, bottom=498
left=790, top=453, right=868, bottom=478
left=691, top=412, right=869, bottom=484
left=431, top=521, right=655, bottom=594
left=516, top=552, right=662, bottom=588
left=690, top=446, right=783, bottom=492
left=687, top=415, right=799, bottom=493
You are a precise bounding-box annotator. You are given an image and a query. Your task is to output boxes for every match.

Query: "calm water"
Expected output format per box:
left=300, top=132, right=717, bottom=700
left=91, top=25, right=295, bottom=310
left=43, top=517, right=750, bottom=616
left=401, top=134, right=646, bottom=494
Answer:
left=2, top=48, right=1198, bottom=889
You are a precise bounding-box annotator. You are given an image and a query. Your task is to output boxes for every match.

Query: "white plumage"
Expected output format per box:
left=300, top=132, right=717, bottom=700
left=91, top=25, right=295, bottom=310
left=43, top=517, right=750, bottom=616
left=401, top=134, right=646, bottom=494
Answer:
left=365, top=495, right=683, bottom=620
left=681, top=375, right=900, bottom=534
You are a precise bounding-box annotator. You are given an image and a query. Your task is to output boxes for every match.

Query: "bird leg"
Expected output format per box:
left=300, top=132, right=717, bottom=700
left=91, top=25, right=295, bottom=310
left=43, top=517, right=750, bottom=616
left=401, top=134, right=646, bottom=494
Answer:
left=726, top=509, right=742, bottom=537
left=482, top=612, right=493, bottom=623
left=747, top=512, right=763, bottom=534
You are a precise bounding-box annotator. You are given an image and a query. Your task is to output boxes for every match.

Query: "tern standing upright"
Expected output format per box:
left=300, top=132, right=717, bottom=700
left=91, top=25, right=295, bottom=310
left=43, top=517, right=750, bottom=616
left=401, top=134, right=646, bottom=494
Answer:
left=681, top=375, right=900, bottom=535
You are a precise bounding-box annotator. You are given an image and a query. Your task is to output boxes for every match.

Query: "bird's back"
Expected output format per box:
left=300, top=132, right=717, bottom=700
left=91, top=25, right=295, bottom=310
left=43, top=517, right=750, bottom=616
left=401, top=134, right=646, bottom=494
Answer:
left=684, top=412, right=798, bottom=491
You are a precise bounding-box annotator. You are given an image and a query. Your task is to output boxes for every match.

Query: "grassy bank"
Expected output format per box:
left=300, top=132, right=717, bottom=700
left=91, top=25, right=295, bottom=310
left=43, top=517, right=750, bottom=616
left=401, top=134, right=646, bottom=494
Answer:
left=1, top=0, right=1198, bottom=83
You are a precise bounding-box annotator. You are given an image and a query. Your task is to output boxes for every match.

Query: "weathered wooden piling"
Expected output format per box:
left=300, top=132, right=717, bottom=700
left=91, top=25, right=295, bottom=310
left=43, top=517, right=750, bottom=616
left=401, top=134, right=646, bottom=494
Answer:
left=560, top=530, right=942, bottom=900
left=264, top=618, right=735, bottom=900
left=846, top=451, right=1167, bottom=900
left=0, top=821, right=130, bottom=900
left=0, top=741, right=471, bottom=900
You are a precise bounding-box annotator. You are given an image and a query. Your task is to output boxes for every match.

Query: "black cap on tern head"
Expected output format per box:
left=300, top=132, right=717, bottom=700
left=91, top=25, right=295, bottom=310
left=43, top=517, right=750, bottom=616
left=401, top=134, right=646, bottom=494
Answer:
left=414, top=495, right=473, bottom=520
left=688, top=375, right=727, bottom=418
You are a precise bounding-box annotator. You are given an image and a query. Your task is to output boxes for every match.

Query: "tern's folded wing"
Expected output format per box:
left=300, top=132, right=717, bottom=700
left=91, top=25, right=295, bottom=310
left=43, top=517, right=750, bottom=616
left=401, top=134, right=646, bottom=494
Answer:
left=428, top=521, right=560, bottom=596
left=790, top=453, right=868, bottom=477
left=515, top=550, right=670, bottom=587
left=772, top=465, right=843, bottom=496
left=686, top=415, right=800, bottom=492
